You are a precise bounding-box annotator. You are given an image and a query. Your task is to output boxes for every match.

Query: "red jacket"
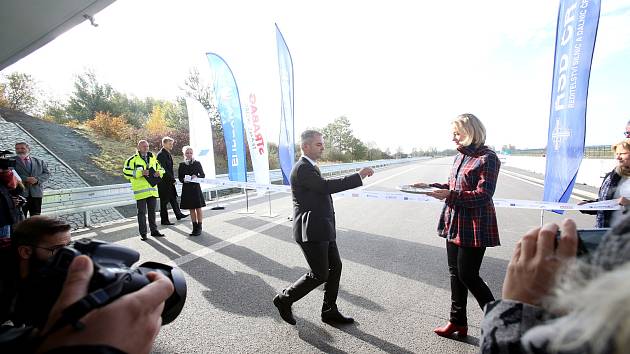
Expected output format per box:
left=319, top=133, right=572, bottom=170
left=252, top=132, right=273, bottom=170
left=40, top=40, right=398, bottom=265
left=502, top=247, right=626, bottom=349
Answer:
left=431, top=145, right=501, bottom=248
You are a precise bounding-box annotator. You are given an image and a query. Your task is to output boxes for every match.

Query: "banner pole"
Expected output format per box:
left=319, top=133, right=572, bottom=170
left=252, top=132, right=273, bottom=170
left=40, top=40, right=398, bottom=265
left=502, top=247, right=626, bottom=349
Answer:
left=261, top=190, right=279, bottom=218
left=540, top=210, right=544, bottom=226
left=210, top=187, right=225, bottom=210
left=238, top=188, right=255, bottom=214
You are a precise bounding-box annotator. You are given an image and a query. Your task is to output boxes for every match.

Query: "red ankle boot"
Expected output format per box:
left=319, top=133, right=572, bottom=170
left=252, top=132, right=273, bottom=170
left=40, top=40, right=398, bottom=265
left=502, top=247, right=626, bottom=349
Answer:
left=434, top=322, right=468, bottom=337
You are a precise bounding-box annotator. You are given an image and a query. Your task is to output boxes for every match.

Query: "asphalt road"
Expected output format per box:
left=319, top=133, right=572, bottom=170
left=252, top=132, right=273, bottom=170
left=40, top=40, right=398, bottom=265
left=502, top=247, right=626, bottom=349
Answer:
left=73, top=157, right=596, bottom=354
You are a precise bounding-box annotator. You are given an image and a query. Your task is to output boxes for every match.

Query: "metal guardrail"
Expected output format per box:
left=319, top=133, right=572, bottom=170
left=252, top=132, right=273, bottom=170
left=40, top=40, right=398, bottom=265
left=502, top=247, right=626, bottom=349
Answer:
left=41, top=157, right=429, bottom=226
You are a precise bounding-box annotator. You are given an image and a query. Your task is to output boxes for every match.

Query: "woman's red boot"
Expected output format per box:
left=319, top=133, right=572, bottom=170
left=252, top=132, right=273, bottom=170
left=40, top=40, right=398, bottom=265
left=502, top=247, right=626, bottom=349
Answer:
left=433, top=322, right=468, bottom=337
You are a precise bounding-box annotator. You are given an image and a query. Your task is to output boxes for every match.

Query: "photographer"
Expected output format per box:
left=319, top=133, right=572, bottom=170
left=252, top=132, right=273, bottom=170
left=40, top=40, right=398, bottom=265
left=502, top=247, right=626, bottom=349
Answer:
left=0, top=216, right=175, bottom=353
left=1, top=256, right=174, bottom=354
left=0, top=150, right=25, bottom=237
left=480, top=218, right=630, bottom=354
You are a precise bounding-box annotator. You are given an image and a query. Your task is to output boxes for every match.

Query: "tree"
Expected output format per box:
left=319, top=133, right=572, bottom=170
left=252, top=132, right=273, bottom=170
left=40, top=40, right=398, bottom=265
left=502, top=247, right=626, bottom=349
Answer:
left=1, top=72, right=39, bottom=114
left=181, top=67, right=222, bottom=137
left=66, top=70, right=116, bottom=121
left=322, top=116, right=354, bottom=155
left=349, top=137, right=368, bottom=160
left=146, top=104, right=169, bottom=135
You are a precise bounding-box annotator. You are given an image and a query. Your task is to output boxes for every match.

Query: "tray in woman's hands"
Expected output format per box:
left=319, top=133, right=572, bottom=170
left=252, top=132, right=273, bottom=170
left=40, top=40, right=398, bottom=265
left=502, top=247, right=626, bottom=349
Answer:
left=397, top=185, right=439, bottom=194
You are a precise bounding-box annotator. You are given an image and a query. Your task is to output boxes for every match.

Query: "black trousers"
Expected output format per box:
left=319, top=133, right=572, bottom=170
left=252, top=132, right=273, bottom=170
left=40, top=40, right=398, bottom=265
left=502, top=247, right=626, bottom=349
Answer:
left=22, top=197, right=42, bottom=218
left=136, top=197, right=157, bottom=235
left=159, top=183, right=183, bottom=222
left=280, top=241, right=342, bottom=310
left=446, top=240, right=495, bottom=326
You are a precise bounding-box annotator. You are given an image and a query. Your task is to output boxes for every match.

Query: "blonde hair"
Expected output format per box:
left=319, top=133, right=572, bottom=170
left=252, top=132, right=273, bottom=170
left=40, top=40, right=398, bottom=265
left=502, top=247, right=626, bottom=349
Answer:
left=452, top=113, right=486, bottom=147
left=612, top=139, right=630, bottom=177
left=182, top=145, right=193, bottom=155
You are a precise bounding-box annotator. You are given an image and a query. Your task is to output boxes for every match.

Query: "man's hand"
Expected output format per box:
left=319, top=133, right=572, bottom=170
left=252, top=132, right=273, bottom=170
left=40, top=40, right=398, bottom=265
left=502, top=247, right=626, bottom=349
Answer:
left=25, top=176, right=38, bottom=185
left=142, top=169, right=150, bottom=177
left=38, top=256, right=174, bottom=354
left=358, top=167, right=374, bottom=179
left=501, top=219, right=578, bottom=306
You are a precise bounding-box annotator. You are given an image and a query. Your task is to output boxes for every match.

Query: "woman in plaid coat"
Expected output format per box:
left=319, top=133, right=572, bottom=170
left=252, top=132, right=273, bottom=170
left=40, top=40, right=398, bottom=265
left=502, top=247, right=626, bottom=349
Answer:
left=413, top=113, right=501, bottom=338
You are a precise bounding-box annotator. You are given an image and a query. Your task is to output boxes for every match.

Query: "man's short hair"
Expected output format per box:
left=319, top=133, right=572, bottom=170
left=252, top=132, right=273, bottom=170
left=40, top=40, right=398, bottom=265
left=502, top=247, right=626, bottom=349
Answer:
left=301, top=130, right=323, bottom=146
left=12, top=216, right=71, bottom=248
left=137, top=140, right=149, bottom=147
left=15, top=142, right=30, bottom=148
left=162, top=137, right=174, bottom=145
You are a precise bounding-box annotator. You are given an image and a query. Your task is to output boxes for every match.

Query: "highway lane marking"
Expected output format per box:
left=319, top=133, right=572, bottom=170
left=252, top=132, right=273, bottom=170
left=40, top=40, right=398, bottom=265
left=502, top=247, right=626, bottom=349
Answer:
left=500, top=169, right=597, bottom=201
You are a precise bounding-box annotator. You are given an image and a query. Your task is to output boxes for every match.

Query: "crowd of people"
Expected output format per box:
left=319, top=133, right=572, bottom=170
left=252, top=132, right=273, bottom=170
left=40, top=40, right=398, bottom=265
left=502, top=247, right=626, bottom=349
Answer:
left=2, top=117, right=630, bottom=353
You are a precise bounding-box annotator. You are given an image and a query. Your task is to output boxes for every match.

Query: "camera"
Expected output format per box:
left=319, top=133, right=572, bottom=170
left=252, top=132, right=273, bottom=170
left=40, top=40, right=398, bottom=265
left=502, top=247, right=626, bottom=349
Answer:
left=556, top=228, right=610, bottom=257
left=18, top=239, right=187, bottom=329
left=0, top=149, right=17, bottom=169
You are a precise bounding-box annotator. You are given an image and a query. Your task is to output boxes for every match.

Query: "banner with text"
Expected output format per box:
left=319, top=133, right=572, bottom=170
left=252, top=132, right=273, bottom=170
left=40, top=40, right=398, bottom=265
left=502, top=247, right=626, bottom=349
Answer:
left=543, top=0, right=600, bottom=204
left=276, top=24, right=296, bottom=185
left=207, top=52, right=247, bottom=182
left=185, top=97, right=216, bottom=181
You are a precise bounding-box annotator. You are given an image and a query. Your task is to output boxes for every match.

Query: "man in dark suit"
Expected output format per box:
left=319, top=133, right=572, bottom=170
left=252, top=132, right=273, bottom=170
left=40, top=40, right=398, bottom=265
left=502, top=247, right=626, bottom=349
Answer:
left=14, top=142, right=50, bottom=217
left=273, top=130, right=374, bottom=326
left=156, top=137, right=188, bottom=225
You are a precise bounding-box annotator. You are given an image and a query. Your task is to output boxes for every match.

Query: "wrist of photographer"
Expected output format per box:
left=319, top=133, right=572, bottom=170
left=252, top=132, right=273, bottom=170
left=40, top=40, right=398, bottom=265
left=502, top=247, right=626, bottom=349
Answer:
left=501, top=219, right=578, bottom=306
left=38, top=256, right=173, bottom=354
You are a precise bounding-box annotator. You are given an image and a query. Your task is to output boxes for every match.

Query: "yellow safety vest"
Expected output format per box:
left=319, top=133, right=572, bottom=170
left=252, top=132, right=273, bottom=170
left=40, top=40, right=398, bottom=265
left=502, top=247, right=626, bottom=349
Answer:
left=122, top=151, right=164, bottom=200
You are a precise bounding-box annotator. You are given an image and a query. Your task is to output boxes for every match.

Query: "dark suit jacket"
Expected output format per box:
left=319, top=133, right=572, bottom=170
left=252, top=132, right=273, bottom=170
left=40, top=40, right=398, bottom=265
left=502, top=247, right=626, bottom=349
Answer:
left=156, top=148, right=177, bottom=198
left=13, top=156, right=49, bottom=198
left=291, top=157, right=363, bottom=243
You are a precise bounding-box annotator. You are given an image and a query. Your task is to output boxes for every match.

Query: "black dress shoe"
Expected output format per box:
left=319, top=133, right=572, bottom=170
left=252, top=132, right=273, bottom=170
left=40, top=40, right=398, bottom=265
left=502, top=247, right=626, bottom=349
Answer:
left=150, top=231, right=165, bottom=237
left=321, top=307, right=354, bottom=324
left=161, top=221, right=175, bottom=226
left=140, top=234, right=148, bottom=241
left=273, top=295, right=296, bottom=325
left=176, top=214, right=189, bottom=220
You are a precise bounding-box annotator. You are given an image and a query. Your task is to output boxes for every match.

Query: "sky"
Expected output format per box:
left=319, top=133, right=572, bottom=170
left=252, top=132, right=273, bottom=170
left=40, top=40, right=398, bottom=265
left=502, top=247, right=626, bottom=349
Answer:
left=3, top=0, right=630, bottom=152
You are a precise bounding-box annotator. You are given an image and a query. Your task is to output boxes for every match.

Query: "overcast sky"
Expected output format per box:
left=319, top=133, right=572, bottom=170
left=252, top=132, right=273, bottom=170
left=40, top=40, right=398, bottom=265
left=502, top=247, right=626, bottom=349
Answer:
left=3, top=0, right=630, bottom=152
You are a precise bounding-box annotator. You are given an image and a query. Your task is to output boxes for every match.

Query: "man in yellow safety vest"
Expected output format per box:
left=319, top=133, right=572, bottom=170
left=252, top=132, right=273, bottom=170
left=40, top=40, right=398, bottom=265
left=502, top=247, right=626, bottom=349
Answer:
left=123, top=140, right=166, bottom=240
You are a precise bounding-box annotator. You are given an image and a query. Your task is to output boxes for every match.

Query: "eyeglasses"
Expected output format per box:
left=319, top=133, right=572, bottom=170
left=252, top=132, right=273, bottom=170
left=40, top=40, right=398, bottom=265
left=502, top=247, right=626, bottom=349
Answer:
left=31, top=242, right=72, bottom=257
left=624, top=131, right=630, bottom=137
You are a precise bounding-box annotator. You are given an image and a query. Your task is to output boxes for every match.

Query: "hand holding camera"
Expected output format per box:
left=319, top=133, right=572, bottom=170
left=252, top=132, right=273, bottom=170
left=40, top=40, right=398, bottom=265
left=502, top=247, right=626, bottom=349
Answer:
left=502, top=219, right=578, bottom=306
left=38, top=255, right=174, bottom=354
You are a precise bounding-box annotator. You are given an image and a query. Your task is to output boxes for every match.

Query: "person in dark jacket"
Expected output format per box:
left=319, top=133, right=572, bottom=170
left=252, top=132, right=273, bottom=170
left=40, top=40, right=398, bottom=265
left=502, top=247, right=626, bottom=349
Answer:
left=412, top=113, right=501, bottom=338
left=178, top=146, right=206, bottom=236
left=272, top=130, right=374, bottom=326
left=580, top=139, right=630, bottom=228
left=480, top=216, right=630, bottom=354
left=156, top=137, right=188, bottom=225
left=0, top=167, right=25, bottom=237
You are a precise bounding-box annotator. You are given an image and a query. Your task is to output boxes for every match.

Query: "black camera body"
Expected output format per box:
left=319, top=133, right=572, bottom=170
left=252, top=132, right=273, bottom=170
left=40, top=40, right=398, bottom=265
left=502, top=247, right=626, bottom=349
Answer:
left=20, top=239, right=186, bottom=329
left=0, top=149, right=16, bottom=169
left=556, top=228, right=610, bottom=256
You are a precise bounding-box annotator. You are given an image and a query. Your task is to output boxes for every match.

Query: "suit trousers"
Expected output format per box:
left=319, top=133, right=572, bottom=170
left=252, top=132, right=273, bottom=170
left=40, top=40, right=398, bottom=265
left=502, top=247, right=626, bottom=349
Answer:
left=22, top=197, right=42, bottom=218
left=159, top=184, right=183, bottom=221
left=446, top=240, right=495, bottom=326
left=136, top=197, right=158, bottom=235
left=281, top=241, right=342, bottom=309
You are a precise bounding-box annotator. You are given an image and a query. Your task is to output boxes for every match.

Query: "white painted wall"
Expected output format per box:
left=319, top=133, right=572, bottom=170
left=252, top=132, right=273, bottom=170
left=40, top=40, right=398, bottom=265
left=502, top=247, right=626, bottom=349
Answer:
left=502, top=155, right=616, bottom=188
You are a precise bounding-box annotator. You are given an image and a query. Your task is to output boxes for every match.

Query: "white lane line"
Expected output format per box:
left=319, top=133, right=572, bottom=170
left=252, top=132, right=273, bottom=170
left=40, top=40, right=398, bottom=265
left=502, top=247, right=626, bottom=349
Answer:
left=500, top=170, right=598, bottom=201
left=167, top=217, right=290, bottom=267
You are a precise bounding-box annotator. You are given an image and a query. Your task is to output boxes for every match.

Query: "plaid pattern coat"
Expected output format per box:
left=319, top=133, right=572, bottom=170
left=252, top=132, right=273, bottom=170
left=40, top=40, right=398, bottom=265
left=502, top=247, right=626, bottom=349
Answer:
left=431, top=144, right=501, bottom=248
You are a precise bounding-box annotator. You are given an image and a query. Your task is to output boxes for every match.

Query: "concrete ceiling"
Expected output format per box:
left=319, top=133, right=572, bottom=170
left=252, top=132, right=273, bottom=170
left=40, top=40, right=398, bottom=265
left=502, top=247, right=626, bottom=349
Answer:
left=0, top=0, right=116, bottom=71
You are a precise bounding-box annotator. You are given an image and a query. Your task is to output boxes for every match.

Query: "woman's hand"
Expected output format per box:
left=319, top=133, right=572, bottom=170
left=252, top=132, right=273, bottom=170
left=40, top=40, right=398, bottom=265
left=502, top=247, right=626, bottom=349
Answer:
left=428, top=189, right=450, bottom=200
left=618, top=196, right=630, bottom=206
left=501, top=219, right=578, bottom=306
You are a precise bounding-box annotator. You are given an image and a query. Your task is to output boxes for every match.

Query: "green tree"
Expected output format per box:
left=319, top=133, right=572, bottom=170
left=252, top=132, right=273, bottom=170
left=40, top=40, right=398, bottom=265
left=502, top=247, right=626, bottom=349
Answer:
left=66, top=70, right=116, bottom=121
left=349, top=137, right=368, bottom=160
left=2, top=72, right=39, bottom=114
left=322, top=116, right=354, bottom=155
left=182, top=67, right=222, bottom=137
